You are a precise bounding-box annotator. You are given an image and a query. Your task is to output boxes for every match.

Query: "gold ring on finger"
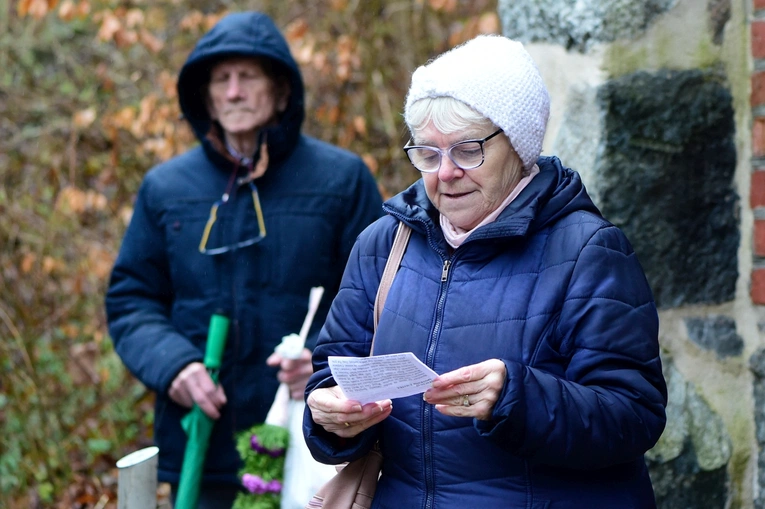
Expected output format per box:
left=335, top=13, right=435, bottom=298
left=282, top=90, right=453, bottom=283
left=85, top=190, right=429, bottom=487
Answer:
left=344, top=422, right=350, bottom=427
left=462, top=394, right=470, bottom=407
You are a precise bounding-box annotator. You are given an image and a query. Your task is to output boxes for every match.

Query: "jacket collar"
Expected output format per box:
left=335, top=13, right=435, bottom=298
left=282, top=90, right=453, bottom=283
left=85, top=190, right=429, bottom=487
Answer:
left=383, top=156, right=602, bottom=249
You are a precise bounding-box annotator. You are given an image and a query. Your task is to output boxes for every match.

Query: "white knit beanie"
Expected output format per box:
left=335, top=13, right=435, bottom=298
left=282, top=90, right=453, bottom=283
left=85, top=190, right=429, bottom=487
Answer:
left=404, top=35, right=550, bottom=171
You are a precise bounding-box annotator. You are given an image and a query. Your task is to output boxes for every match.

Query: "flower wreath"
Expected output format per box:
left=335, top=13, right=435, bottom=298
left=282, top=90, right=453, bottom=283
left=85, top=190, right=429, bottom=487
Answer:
left=232, top=422, right=290, bottom=509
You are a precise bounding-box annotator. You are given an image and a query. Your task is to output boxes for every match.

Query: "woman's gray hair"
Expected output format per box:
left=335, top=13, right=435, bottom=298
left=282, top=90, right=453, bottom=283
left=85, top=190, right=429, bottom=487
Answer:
left=403, top=35, right=549, bottom=171
left=405, top=96, right=496, bottom=139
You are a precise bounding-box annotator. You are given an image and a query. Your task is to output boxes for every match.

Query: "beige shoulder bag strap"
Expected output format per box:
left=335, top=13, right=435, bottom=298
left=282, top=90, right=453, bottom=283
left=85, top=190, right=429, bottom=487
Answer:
left=371, top=221, right=411, bottom=355
left=304, top=221, right=410, bottom=509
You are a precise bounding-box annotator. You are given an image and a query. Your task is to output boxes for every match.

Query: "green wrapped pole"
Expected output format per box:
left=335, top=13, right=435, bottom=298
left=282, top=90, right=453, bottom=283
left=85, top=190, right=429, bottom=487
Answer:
left=174, top=311, right=230, bottom=509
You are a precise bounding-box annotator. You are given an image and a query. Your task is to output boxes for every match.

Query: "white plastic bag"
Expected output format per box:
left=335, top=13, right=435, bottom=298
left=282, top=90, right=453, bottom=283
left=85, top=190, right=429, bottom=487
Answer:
left=281, top=398, right=337, bottom=509
left=265, top=383, right=336, bottom=509
left=266, top=287, right=338, bottom=509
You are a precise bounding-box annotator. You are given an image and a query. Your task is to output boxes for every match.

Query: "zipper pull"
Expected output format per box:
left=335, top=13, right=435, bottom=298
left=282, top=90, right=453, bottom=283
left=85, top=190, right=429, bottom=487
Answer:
left=441, top=259, right=451, bottom=282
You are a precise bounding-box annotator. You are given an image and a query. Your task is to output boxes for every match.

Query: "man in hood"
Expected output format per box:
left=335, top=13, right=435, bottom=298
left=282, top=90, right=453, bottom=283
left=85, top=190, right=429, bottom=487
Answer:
left=105, top=11, right=383, bottom=507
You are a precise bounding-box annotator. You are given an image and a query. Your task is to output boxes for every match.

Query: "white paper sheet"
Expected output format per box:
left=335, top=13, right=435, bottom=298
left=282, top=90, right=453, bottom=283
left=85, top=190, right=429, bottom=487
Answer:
left=328, top=352, right=439, bottom=404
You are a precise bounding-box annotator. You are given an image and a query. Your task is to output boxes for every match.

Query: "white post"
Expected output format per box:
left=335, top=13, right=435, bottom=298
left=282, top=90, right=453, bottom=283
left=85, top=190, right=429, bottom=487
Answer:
left=116, top=446, right=159, bottom=509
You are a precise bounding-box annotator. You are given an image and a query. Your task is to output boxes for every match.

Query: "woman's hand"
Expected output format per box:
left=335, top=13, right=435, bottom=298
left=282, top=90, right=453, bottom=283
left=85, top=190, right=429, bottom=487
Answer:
left=423, top=359, right=506, bottom=420
left=307, top=386, right=392, bottom=438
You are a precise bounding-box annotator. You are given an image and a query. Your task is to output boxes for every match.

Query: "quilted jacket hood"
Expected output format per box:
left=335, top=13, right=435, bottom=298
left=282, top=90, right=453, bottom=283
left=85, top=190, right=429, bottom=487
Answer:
left=177, top=11, right=305, bottom=165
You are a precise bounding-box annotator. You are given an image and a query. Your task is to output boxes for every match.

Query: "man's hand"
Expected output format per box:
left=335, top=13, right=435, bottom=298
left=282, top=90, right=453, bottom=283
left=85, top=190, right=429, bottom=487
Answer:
left=168, top=361, right=227, bottom=419
left=266, top=347, right=314, bottom=400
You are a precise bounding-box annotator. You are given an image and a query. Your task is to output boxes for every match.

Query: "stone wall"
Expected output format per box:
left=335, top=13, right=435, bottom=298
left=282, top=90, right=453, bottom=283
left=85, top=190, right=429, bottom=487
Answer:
left=497, top=0, right=757, bottom=506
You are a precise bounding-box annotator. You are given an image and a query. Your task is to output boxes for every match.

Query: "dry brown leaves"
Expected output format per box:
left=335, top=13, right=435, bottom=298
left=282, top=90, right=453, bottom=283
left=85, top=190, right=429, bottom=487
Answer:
left=17, top=0, right=59, bottom=19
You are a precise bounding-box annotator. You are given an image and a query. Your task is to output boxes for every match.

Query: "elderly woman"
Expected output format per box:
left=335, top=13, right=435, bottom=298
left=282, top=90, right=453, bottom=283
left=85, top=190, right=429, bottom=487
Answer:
left=303, top=35, right=667, bottom=508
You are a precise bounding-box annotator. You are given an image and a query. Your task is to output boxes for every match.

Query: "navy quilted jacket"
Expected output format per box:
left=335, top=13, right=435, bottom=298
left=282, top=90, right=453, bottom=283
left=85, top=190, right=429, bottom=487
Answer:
left=304, top=157, right=667, bottom=508
left=105, top=12, right=382, bottom=485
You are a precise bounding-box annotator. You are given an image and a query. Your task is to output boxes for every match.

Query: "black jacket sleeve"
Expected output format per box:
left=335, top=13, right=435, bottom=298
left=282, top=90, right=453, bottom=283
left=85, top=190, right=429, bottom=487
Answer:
left=105, top=175, right=203, bottom=394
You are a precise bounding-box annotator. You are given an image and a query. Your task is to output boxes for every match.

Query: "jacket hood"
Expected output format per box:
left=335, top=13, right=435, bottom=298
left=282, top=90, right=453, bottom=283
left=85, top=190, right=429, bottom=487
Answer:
left=177, top=11, right=305, bottom=164
left=384, top=156, right=601, bottom=244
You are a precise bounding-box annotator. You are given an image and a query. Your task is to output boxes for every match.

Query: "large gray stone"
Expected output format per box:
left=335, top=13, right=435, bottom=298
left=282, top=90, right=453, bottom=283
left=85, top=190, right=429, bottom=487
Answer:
left=749, top=349, right=765, bottom=509
left=707, top=0, right=731, bottom=45
left=685, top=315, right=744, bottom=359
left=646, top=360, right=731, bottom=509
left=647, top=364, right=687, bottom=463
left=593, top=69, right=738, bottom=308
left=552, top=84, right=603, bottom=202
left=648, top=441, right=729, bottom=509
left=499, top=0, right=676, bottom=51
left=686, top=386, right=731, bottom=471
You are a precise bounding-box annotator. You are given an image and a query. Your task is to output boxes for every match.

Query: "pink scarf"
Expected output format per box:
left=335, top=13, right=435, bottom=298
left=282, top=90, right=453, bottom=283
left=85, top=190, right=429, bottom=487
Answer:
left=441, top=164, right=540, bottom=248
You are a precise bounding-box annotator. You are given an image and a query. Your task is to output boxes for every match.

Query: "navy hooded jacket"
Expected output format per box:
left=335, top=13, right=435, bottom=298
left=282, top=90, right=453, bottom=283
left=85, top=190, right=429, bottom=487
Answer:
left=304, top=158, right=667, bottom=508
left=105, top=11, right=382, bottom=485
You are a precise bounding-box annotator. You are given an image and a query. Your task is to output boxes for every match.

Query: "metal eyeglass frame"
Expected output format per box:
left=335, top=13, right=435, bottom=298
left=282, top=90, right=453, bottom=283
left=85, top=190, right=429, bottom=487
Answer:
left=198, top=179, right=267, bottom=255
left=403, top=128, right=503, bottom=173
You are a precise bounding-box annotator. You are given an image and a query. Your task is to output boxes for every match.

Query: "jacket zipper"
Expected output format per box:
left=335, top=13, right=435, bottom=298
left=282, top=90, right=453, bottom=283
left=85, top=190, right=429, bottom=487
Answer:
left=230, top=254, right=239, bottom=432
left=423, top=256, right=453, bottom=509
left=441, top=259, right=451, bottom=282
left=228, top=177, right=247, bottom=433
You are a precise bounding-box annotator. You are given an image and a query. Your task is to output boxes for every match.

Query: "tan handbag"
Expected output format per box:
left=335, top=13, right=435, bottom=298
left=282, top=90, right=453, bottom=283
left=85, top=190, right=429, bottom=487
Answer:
left=305, top=221, right=412, bottom=509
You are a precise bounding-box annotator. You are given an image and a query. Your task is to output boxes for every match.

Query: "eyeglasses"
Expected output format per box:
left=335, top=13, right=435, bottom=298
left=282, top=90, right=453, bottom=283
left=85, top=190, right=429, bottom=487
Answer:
left=198, top=179, right=267, bottom=255
left=403, top=129, right=503, bottom=173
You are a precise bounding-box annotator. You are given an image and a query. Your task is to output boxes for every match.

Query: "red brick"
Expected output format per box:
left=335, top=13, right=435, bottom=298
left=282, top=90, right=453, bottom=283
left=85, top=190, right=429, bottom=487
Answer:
left=754, top=118, right=765, bottom=157
left=756, top=0, right=765, bottom=11
left=756, top=220, right=765, bottom=256
left=753, top=268, right=765, bottom=304
left=754, top=72, right=765, bottom=107
left=754, top=21, right=765, bottom=59
left=752, top=171, right=765, bottom=208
